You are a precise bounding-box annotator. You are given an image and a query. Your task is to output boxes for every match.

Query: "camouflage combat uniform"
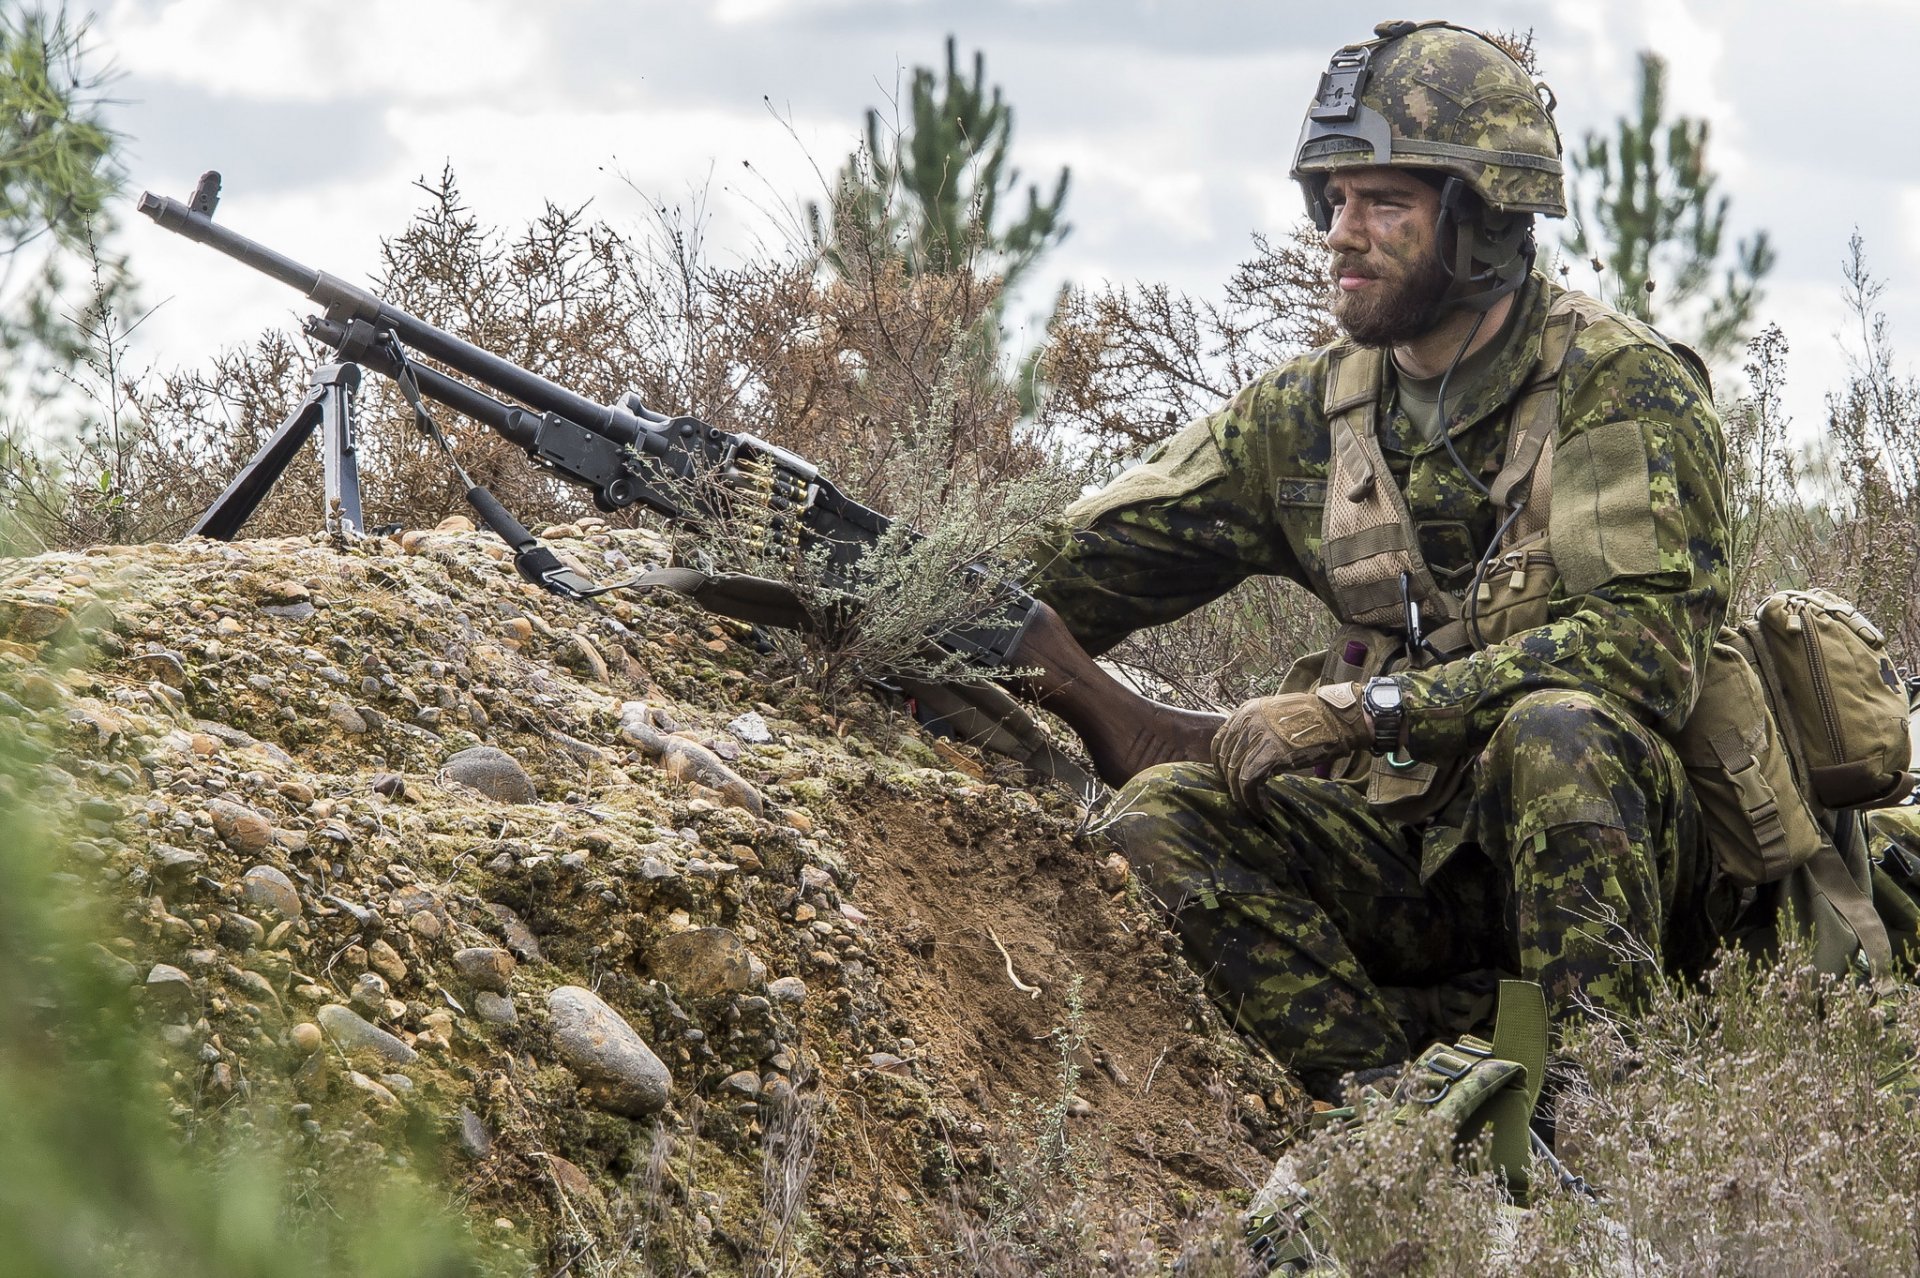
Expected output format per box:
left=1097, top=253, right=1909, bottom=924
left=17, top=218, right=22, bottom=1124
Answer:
left=1028, top=270, right=1730, bottom=1098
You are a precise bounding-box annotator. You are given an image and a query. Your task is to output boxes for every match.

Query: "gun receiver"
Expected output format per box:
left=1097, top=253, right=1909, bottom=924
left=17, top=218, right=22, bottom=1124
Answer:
left=139, top=174, right=1224, bottom=786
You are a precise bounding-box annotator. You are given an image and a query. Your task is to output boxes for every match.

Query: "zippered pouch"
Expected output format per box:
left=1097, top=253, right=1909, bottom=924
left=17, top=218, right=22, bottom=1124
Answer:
left=1674, top=635, right=1827, bottom=885
left=1743, top=589, right=1913, bottom=810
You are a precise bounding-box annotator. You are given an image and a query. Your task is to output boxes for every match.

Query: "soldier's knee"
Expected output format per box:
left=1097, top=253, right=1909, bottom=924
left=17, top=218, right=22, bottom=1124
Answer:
left=1113, top=759, right=1223, bottom=808
left=1098, top=760, right=1221, bottom=857
left=1487, top=690, right=1632, bottom=753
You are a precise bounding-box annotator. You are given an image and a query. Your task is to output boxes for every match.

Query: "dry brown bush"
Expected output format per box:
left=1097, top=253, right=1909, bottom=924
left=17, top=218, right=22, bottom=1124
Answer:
left=20, top=175, right=1918, bottom=709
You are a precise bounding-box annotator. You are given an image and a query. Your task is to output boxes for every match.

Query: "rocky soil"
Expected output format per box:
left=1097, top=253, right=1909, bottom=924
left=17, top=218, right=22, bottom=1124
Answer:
left=0, top=518, right=1297, bottom=1274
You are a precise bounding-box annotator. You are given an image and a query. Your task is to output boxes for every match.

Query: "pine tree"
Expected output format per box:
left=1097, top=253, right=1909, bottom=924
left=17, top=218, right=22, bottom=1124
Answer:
left=809, top=36, right=1069, bottom=295
left=1565, top=51, right=1774, bottom=364
left=0, top=3, right=130, bottom=394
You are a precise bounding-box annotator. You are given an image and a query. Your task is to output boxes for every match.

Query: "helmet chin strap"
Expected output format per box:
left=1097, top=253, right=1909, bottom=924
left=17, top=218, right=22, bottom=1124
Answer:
left=1434, top=177, right=1533, bottom=315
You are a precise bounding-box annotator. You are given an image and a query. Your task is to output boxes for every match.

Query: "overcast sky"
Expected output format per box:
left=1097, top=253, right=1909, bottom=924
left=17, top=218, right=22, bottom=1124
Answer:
left=95, top=0, right=1920, bottom=454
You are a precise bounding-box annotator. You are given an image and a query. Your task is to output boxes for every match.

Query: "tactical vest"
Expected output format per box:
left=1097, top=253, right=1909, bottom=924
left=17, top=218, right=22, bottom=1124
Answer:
left=1280, top=291, right=1600, bottom=815
left=1289, top=294, right=1899, bottom=975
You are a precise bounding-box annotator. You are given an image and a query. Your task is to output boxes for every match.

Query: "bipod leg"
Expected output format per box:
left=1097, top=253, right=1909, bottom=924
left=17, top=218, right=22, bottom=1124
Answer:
left=316, top=362, right=363, bottom=534
left=187, top=361, right=361, bottom=541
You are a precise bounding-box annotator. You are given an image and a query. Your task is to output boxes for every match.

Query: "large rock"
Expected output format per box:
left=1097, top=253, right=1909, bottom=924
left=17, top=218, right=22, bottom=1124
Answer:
left=438, top=746, right=537, bottom=804
left=650, top=927, right=756, bottom=999
left=210, top=800, right=274, bottom=853
left=546, top=985, right=671, bottom=1118
left=617, top=703, right=764, bottom=816
left=317, top=1003, right=418, bottom=1066
left=239, top=865, right=303, bottom=919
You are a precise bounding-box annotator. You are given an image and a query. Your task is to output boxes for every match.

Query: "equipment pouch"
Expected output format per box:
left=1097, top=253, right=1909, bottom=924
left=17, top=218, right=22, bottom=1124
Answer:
left=1743, top=589, right=1914, bottom=810
left=1674, top=636, right=1826, bottom=886
left=1466, top=532, right=1555, bottom=648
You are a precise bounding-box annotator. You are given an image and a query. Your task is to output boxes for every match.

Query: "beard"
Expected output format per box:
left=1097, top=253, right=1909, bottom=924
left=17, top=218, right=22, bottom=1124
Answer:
left=1328, top=244, right=1452, bottom=347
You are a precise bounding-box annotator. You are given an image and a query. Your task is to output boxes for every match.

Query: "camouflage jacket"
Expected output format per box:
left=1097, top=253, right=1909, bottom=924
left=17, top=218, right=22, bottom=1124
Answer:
left=1027, top=271, right=1730, bottom=760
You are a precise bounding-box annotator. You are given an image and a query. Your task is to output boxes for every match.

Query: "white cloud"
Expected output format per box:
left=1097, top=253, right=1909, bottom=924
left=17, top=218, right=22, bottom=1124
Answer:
left=103, top=0, right=546, bottom=102
left=95, top=0, right=1920, bottom=456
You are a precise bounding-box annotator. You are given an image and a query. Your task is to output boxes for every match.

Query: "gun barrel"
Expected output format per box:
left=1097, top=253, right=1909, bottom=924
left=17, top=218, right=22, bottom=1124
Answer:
left=137, top=191, right=321, bottom=296
left=138, top=187, right=648, bottom=449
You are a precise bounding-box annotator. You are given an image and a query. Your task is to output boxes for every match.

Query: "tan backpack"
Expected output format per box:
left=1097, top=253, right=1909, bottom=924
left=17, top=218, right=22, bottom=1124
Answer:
left=1676, top=590, right=1913, bottom=972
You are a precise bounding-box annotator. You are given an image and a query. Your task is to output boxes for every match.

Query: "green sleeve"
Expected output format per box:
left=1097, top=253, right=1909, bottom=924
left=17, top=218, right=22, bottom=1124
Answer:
left=1397, top=338, right=1729, bottom=756
left=1025, top=376, right=1308, bottom=656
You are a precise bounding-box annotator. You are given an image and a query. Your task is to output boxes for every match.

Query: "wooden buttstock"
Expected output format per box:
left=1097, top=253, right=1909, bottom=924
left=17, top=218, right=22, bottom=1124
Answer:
left=1006, top=601, right=1225, bottom=788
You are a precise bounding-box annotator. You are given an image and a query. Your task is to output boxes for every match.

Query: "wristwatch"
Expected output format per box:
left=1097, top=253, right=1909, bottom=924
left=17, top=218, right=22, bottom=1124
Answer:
left=1362, top=676, right=1406, bottom=757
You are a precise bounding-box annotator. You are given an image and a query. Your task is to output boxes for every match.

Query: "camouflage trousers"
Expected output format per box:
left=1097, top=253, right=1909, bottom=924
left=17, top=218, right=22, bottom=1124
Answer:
left=1102, top=689, right=1713, bottom=1101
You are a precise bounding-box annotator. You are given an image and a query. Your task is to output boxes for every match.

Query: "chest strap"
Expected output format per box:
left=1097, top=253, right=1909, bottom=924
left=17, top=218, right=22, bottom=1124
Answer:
left=1322, top=345, right=1460, bottom=630
left=1319, top=292, right=1590, bottom=638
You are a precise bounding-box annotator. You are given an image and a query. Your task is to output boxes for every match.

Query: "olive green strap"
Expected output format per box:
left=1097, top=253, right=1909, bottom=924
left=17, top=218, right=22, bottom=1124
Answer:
left=1486, top=306, right=1576, bottom=515
left=1481, top=978, right=1549, bottom=1196
left=1803, top=836, right=1895, bottom=975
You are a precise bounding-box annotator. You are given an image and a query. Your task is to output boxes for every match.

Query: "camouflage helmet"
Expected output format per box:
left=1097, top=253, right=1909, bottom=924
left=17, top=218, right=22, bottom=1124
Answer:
left=1290, top=20, right=1565, bottom=226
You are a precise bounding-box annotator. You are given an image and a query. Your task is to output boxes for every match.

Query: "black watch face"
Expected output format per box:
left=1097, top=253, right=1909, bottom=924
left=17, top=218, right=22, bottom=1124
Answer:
left=1367, top=680, right=1401, bottom=713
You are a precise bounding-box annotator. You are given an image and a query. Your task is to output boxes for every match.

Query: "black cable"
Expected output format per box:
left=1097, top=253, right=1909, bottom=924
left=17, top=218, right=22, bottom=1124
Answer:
left=1433, top=306, right=1491, bottom=499
left=1464, top=501, right=1527, bottom=652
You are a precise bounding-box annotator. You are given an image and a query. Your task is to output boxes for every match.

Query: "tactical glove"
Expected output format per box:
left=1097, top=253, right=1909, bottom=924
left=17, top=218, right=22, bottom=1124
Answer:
left=1212, top=683, right=1370, bottom=815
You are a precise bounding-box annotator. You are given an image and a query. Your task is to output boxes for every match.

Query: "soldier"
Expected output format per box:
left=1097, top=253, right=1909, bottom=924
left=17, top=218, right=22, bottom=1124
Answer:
left=1028, top=20, right=1729, bottom=1103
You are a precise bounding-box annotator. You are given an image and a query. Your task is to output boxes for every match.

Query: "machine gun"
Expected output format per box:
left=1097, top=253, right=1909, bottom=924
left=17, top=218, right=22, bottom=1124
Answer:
left=138, top=173, right=1223, bottom=788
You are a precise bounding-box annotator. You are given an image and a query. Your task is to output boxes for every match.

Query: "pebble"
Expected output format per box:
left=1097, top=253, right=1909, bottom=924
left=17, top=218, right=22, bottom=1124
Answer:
left=209, top=800, right=274, bottom=853
left=239, top=865, right=303, bottom=920
left=326, top=701, right=369, bottom=734
left=144, top=963, right=195, bottom=1013
left=474, top=991, right=518, bottom=1025
left=650, top=927, right=756, bottom=998
left=149, top=844, right=207, bottom=885
left=367, top=939, right=409, bottom=986
left=727, top=711, right=772, bottom=744
left=452, top=946, right=516, bottom=993
left=719, top=1069, right=761, bottom=1098
left=289, top=1022, right=324, bottom=1053
left=546, top=985, right=671, bottom=1117
left=489, top=903, right=544, bottom=963
left=457, top=1106, right=493, bottom=1159
left=1098, top=852, right=1132, bottom=894
left=766, top=976, right=808, bottom=1005
left=346, top=1070, right=399, bottom=1109
left=317, top=1003, right=418, bottom=1066
left=438, top=746, right=537, bottom=804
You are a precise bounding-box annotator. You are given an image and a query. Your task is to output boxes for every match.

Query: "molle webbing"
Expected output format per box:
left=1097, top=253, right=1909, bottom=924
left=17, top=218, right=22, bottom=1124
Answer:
left=1487, top=304, right=1578, bottom=549
left=1322, top=348, right=1459, bottom=630
left=1319, top=293, right=1589, bottom=637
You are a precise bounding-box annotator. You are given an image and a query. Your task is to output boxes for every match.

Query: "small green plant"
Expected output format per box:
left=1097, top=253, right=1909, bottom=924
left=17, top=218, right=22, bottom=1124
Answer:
left=665, top=337, right=1085, bottom=705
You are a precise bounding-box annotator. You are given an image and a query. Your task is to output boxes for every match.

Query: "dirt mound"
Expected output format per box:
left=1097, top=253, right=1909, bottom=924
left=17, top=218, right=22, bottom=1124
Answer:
left=0, top=524, right=1295, bottom=1274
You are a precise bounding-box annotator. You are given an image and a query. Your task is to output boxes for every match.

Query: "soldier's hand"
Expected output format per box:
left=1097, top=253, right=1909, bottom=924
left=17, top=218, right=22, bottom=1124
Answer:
left=1211, top=684, right=1370, bottom=814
